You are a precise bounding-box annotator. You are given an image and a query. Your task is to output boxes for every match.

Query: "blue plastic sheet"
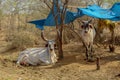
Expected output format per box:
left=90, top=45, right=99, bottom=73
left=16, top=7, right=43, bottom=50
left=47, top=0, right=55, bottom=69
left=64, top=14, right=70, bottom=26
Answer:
left=77, top=2, right=120, bottom=21
left=29, top=2, right=120, bottom=30
left=28, top=19, right=46, bottom=30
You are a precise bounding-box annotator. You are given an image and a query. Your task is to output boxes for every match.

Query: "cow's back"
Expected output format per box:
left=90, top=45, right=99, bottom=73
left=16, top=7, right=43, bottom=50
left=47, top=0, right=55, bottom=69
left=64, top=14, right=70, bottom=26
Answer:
left=17, top=48, right=50, bottom=65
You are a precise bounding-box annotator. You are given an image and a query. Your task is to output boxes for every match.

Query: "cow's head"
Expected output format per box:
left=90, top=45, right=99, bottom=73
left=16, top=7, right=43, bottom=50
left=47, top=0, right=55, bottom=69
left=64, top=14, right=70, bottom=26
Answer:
left=45, top=40, right=56, bottom=51
left=41, top=30, right=58, bottom=51
left=41, top=30, right=58, bottom=64
left=81, top=19, right=93, bottom=33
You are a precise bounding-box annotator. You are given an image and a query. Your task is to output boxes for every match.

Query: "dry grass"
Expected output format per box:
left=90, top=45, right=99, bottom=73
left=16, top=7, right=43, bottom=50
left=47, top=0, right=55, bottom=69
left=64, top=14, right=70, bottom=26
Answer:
left=0, top=42, right=120, bottom=80
left=11, top=31, right=40, bottom=50
left=0, top=15, right=120, bottom=80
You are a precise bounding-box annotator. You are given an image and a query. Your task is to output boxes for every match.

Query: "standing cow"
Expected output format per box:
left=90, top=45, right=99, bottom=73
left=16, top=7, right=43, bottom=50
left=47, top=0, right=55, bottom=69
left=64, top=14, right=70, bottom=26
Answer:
left=80, top=20, right=96, bottom=61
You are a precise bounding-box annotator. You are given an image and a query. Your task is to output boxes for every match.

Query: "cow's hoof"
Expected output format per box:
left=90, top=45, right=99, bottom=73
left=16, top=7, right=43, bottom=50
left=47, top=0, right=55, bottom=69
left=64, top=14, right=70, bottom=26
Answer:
left=87, top=59, right=94, bottom=62
left=109, top=45, right=115, bottom=52
left=84, top=58, right=88, bottom=61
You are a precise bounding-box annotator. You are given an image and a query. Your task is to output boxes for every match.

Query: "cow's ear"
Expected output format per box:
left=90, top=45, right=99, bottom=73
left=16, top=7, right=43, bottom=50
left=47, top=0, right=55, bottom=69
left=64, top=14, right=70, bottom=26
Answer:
left=81, top=25, right=84, bottom=28
left=81, top=21, right=85, bottom=24
left=45, top=44, right=48, bottom=47
left=54, top=44, right=57, bottom=49
left=54, top=44, right=57, bottom=47
left=89, top=24, right=93, bottom=28
left=88, top=19, right=92, bottom=23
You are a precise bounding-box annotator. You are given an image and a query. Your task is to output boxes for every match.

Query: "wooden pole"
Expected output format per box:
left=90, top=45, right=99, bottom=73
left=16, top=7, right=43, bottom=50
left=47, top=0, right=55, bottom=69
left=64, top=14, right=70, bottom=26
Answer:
left=96, top=57, right=100, bottom=70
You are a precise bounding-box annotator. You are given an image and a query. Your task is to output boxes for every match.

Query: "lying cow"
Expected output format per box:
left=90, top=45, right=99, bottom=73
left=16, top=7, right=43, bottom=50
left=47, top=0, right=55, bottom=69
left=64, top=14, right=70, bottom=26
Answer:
left=80, top=20, right=96, bottom=61
left=17, top=30, right=58, bottom=66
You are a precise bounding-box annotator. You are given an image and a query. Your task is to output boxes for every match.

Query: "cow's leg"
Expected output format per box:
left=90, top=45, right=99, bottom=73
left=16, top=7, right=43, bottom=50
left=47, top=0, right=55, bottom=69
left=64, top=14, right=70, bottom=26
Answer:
left=91, top=44, right=94, bottom=58
left=88, top=44, right=94, bottom=62
left=82, top=41, right=86, bottom=47
left=85, top=46, right=89, bottom=60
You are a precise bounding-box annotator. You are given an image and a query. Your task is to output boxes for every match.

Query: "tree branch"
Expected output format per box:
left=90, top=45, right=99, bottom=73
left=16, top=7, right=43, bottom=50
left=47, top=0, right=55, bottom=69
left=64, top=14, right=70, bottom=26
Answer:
left=43, top=0, right=52, bottom=9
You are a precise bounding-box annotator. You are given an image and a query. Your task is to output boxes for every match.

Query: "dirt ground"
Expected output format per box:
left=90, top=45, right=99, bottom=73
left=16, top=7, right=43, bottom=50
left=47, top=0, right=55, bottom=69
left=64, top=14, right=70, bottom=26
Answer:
left=0, top=42, right=120, bottom=80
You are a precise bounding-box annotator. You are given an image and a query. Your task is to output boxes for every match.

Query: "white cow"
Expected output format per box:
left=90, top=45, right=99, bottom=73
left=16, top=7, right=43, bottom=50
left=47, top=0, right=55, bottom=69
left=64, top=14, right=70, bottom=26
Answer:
left=80, top=20, right=96, bottom=61
left=17, top=30, right=58, bottom=66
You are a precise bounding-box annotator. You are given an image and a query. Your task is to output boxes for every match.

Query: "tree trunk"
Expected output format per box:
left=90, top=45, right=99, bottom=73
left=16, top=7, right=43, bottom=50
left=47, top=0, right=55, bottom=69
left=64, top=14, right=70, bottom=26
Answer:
left=109, top=29, right=115, bottom=52
left=58, top=26, right=63, bottom=60
left=112, top=30, right=115, bottom=46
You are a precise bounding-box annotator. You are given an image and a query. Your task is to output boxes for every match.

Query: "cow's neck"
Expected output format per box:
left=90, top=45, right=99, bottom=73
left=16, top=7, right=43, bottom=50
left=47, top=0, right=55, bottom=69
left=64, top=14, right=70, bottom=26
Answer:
left=47, top=47, right=57, bottom=63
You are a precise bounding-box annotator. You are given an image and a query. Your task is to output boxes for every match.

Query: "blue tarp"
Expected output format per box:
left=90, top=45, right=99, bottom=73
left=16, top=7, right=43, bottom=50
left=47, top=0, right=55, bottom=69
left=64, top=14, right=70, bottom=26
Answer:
left=77, top=2, right=120, bottom=21
left=29, top=2, right=120, bottom=30
left=29, top=19, right=46, bottom=30
left=28, top=0, right=81, bottom=30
